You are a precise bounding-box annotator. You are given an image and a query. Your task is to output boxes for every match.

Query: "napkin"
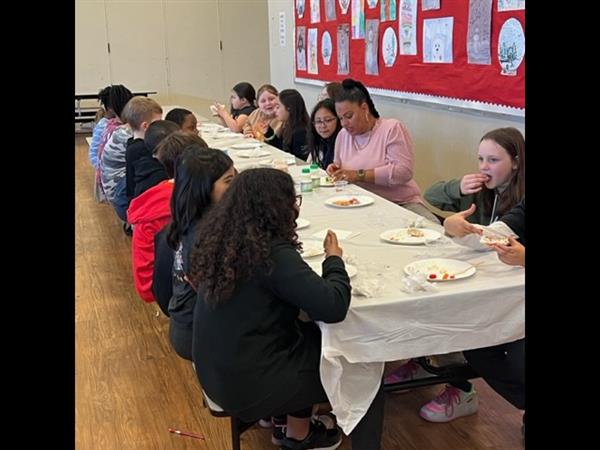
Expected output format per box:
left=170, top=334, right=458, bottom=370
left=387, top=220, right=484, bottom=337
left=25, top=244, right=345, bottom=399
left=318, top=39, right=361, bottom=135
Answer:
left=352, top=278, right=382, bottom=298
left=400, top=274, right=439, bottom=293
left=311, top=228, right=360, bottom=241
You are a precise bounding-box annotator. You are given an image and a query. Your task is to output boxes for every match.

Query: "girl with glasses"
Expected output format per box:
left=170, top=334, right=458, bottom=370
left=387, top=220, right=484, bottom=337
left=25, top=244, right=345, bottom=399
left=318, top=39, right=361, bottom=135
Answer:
left=307, top=98, right=342, bottom=170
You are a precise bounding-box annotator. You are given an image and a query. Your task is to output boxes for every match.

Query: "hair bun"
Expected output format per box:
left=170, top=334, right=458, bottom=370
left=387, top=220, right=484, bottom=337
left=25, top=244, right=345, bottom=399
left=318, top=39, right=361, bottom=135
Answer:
left=342, top=79, right=356, bottom=89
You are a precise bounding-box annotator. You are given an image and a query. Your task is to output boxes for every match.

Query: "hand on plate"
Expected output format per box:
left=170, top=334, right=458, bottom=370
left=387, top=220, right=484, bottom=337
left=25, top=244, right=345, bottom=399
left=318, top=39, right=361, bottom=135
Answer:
left=460, top=173, right=489, bottom=195
left=443, top=204, right=482, bottom=237
left=489, top=236, right=525, bottom=267
left=323, top=230, right=343, bottom=258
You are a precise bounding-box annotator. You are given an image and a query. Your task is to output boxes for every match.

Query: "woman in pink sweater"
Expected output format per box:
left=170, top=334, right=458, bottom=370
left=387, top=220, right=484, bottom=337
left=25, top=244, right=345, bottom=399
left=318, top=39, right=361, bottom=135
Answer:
left=326, top=79, right=438, bottom=223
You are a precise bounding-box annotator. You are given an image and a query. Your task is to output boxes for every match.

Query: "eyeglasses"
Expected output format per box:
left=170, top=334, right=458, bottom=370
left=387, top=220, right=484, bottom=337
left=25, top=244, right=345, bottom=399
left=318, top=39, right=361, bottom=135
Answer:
left=295, top=194, right=303, bottom=207
left=313, top=117, right=337, bottom=126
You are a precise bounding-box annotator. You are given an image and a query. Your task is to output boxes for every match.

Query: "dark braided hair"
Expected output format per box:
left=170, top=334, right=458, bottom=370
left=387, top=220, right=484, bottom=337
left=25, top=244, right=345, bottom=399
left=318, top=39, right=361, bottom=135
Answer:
left=334, top=78, right=380, bottom=118
left=108, top=84, right=133, bottom=119
left=188, top=168, right=301, bottom=305
left=97, top=86, right=112, bottom=110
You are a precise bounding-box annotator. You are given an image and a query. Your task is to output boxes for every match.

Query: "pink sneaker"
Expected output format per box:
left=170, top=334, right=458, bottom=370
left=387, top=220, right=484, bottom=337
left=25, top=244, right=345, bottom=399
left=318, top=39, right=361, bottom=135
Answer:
left=384, top=360, right=430, bottom=385
left=419, top=385, right=479, bottom=423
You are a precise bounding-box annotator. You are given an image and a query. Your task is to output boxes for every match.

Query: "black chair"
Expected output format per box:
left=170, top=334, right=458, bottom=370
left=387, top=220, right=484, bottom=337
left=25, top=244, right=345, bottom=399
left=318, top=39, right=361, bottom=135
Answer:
left=201, top=389, right=258, bottom=450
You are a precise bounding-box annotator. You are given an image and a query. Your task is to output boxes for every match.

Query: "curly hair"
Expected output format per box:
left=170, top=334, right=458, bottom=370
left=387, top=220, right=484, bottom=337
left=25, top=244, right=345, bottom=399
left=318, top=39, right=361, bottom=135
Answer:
left=188, top=168, right=301, bottom=306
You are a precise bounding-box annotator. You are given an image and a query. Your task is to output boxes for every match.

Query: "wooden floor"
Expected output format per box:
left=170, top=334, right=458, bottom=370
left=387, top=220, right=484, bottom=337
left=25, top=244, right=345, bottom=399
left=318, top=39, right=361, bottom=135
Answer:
left=75, top=135, right=524, bottom=449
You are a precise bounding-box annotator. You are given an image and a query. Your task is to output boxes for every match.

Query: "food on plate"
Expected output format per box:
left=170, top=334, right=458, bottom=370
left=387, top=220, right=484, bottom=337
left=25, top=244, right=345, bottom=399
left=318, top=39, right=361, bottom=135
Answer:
left=409, top=262, right=455, bottom=280
left=480, top=234, right=510, bottom=245
left=406, top=227, right=424, bottom=237
left=320, top=176, right=334, bottom=186
left=333, top=197, right=360, bottom=206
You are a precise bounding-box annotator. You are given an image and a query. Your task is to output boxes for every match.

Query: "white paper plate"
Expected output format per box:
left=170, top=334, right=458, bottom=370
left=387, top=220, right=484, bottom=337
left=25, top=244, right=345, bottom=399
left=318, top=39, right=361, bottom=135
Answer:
left=236, top=149, right=272, bottom=158
left=308, top=262, right=357, bottom=278
left=380, top=228, right=442, bottom=245
left=404, top=258, right=476, bottom=281
left=230, top=142, right=263, bottom=150
left=325, top=195, right=374, bottom=208
left=300, top=241, right=325, bottom=259
left=296, top=218, right=310, bottom=229
left=209, top=132, right=241, bottom=139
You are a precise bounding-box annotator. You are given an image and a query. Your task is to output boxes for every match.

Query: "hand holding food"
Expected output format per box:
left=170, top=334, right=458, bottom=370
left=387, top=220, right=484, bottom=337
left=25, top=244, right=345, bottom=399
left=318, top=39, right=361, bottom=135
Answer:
left=489, top=236, right=525, bottom=267
left=326, top=163, right=340, bottom=176
left=460, top=173, right=490, bottom=195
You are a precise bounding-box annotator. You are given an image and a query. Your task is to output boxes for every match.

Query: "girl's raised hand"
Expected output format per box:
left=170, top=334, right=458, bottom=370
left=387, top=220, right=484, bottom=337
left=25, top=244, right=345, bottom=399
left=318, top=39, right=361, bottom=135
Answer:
left=460, top=173, right=489, bottom=195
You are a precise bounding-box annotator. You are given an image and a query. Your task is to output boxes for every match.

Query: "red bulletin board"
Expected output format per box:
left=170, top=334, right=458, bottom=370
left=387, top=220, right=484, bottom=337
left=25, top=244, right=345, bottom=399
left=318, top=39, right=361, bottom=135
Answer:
left=294, top=0, right=524, bottom=113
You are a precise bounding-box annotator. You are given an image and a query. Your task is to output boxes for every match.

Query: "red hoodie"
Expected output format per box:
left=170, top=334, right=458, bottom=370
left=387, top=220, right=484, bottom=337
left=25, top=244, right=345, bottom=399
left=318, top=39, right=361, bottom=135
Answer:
left=127, top=180, right=173, bottom=303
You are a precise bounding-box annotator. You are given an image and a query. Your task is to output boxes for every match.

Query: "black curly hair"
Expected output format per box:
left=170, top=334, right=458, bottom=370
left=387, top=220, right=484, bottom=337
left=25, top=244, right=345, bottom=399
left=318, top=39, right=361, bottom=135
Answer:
left=188, top=168, right=301, bottom=305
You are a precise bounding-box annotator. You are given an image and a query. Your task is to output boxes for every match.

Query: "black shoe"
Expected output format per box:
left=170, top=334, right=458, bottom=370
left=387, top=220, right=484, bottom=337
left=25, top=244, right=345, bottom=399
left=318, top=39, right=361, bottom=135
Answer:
left=280, top=420, right=342, bottom=450
left=123, top=222, right=133, bottom=236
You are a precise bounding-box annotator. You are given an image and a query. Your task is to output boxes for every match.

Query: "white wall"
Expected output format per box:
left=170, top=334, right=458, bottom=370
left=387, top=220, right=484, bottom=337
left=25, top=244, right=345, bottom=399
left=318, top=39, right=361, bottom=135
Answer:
left=75, top=0, right=271, bottom=111
left=266, top=0, right=524, bottom=202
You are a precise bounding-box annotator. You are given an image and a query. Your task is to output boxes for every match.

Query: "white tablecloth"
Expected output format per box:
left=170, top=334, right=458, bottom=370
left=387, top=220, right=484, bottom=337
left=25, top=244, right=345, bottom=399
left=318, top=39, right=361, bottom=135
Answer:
left=201, top=123, right=525, bottom=434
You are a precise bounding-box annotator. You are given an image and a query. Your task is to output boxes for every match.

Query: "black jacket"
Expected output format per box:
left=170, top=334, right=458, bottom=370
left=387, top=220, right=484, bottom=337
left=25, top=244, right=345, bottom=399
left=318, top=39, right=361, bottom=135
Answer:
left=500, top=198, right=525, bottom=245
left=267, top=126, right=309, bottom=161
left=192, top=239, right=351, bottom=416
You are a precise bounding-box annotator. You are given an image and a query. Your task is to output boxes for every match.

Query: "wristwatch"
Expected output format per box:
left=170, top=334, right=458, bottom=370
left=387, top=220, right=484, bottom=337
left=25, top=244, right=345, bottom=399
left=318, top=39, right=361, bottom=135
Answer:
left=357, top=169, right=366, bottom=181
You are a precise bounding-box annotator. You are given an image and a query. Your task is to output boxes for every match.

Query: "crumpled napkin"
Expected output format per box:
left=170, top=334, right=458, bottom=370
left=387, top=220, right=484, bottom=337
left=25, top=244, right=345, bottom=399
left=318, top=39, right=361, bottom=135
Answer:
left=400, top=274, right=439, bottom=293
left=352, top=278, right=382, bottom=298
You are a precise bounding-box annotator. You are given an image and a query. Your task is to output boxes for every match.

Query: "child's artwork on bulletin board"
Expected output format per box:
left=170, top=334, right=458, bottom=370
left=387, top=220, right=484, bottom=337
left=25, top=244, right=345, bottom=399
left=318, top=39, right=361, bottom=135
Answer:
left=294, top=0, right=525, bottom=116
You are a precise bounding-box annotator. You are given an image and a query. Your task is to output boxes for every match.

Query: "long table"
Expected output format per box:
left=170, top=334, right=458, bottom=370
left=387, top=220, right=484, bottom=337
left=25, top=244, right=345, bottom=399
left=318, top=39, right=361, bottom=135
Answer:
left=200, top=123, right=525, bottom=434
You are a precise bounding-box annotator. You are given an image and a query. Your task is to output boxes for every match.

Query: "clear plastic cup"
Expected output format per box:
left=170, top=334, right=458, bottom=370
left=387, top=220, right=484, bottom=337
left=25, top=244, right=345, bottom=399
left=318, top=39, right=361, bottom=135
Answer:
left=334, top=180, right=348, bottom=192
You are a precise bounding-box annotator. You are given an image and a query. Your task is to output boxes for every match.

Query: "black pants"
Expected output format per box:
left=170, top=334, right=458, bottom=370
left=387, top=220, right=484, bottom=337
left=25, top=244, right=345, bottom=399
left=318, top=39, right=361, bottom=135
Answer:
left=463, top=338, right=525, bottom=410
left=238, top=322, right=384, bottom=450
left=169, top=320, right=193, bottom=361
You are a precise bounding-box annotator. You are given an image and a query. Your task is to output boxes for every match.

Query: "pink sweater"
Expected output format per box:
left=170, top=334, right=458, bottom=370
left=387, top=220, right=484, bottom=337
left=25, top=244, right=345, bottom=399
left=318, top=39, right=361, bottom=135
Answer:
left=334, top=118, right=424, bottom=205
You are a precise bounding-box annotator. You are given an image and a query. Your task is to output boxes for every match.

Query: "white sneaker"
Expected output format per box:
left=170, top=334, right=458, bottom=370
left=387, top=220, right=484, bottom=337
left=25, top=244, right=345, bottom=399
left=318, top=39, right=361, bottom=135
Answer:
left=419, top=385, right=479, bottom=423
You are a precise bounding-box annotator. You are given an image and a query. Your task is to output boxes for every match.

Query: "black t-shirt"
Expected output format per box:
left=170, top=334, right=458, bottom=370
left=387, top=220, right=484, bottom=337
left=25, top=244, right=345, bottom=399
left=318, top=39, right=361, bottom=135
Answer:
left=125, top=138, right=148, bottom=202
left=232, top=105, right=256, bottom=119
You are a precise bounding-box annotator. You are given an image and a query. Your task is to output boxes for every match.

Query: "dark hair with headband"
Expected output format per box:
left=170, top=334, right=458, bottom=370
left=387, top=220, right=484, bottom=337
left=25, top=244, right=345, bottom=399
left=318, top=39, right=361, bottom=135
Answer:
left=333, top=78, right=380, bottom=118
